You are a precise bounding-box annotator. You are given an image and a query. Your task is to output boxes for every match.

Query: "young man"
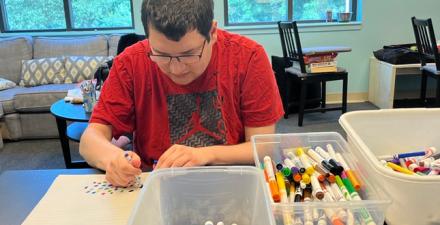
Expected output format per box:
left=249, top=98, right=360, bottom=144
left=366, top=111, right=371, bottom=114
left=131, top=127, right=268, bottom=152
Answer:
left=79, top=0, right=284, bottom=187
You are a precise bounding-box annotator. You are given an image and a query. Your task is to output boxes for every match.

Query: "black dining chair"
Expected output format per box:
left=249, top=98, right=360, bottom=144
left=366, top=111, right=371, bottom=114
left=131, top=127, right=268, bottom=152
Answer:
left=411, top=17, right=440, bottom=107
left=277, top=21, right=348, bottom=126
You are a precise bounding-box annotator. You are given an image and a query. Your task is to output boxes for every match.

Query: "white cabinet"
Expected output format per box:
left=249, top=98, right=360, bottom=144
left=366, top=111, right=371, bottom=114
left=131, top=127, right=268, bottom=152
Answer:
left=368, top=57, right=422, bottom=109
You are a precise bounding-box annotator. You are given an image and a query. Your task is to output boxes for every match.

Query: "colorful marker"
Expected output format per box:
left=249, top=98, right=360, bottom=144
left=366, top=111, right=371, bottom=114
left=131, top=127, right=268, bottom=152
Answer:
left=341, top=175, right=376, bottom=225
left=287, top=152, right=307, bottom=174
left=264, top=156, right=281, bottom=202
left=277, top=172, right=293, bottom=225
left=322, top=192, right=345, bottom=225
left=315, top=147, right=344, bottom=175
left=378, top=147, right=437, bottom=160
left=335, top=153, right=361, bottom=191
left=302, top=187, right=314, bottom=225
left=307, top=148, right=334, bottom=172
left=296, top=147, right=315, bottom=175
left=124, top=152, right=142, bottom=188
left=386, top=162, right=415, bottom=175
left=310, top=174, right=324, bottom=200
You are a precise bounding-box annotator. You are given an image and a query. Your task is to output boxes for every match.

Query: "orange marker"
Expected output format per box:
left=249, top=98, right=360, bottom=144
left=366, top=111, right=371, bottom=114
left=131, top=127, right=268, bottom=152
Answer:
left=336, top=153, right=362, bottom=190
left=264, top=156, right=281, bottom=202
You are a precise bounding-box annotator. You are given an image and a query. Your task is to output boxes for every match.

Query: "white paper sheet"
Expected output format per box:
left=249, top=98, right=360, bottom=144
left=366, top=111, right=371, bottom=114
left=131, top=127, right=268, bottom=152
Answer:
left=22, top=173, right=149, bottom=225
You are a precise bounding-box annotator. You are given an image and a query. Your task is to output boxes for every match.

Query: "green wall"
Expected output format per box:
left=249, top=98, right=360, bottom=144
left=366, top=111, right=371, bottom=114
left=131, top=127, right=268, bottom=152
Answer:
left=132, top=0, right=440, bottom=95
left=207, top=0, right=440, bottom=95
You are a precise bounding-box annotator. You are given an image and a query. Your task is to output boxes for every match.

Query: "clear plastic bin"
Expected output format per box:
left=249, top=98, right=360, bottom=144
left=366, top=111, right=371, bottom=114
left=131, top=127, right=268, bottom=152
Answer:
left=340, top=109, right=440, bottom=225
left=127, top=166, right=276, bottom=225
left=252, top=132, right=390, bottom=225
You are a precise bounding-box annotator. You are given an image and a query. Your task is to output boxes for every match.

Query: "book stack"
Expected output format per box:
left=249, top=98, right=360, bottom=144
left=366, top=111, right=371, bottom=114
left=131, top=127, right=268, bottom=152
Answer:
left=304, top=52, right=338, bottom=73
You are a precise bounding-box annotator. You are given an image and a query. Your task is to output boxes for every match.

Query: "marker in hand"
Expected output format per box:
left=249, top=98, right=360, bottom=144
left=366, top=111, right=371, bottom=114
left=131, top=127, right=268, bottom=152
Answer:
left=124, top=151, right=142, bottom=188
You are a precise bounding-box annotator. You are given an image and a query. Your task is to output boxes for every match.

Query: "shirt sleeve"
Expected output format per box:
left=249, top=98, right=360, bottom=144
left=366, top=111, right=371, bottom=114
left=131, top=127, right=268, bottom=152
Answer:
left=90, top=56, right=135, bottom=138
left=240, top=46, right=285, bottom=127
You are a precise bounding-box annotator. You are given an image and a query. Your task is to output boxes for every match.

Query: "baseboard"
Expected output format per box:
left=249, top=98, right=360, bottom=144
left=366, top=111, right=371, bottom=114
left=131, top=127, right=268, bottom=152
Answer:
left=326, top=92, right=368, bottom=104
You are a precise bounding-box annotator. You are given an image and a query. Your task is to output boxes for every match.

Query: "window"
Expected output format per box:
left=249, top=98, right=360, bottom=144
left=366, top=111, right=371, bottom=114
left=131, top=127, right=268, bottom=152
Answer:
left=70, top=0, right=132, bottom=29
left=225, top=0, right=357, bottom=26
left=0, top=0, right=134, bottom=32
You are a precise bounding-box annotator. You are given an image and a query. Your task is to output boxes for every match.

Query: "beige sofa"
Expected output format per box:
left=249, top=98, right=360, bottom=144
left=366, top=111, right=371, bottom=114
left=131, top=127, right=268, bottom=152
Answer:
left=0, top=34, right=121, bottom=146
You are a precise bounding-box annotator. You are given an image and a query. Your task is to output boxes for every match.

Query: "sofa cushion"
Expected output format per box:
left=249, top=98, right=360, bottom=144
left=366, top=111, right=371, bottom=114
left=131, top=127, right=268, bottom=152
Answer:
left=64, top=56, right=112, bottom=83
left=33, top=35, right=108, bottom=59
left=108, top=35, right=122, bottom=57
left=0, top=78, right=17, bottom=91
left=13, top=83, right=77, bottom=112
left=0, top=36, right=33, bottom=84
left=19, top=57, right=66, bottom=87
left=0, top=86, right=26, bottom=114
left=0, top=84, right=77, bottom=114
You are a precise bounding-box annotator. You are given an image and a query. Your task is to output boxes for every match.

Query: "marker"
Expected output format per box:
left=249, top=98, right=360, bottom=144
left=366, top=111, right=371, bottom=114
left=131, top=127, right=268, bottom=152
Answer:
left=335, top=153, right=361, bottom=190
left=378, top=147, right=437, bottom=160
left=277, top=172, right=293, bottom=225
left=335, top=176, right=352, bottom=201
left=310, top=174, right=324, bottom=200
left=289, top=184, right=296, bottom=203
left=284, top=158, right=300, bottom=177
left=431, top=159, right=440, bottom=170
left=284, top=177, right=291, bottom=196
left=287, top=152, right=307, bottom=174
left=341, top=174, right=376, bottom=225
left=326, top=182, right=356, bottom=225
left=314, top=171, right=326, bottom=182
left=124, top=152, right=142, bottom=188
left=428, top=169, right=440, bottom=175
left=296, top=147, right=315, bottom=175
left=326, top=144, right=338, bottom=160
left=307, top=148, right=334, bottom=172
left=263, top=156, right=281, bottom=202
left=315, top=147, right=344, bottom=175
left=419, top=157, right=434, bottom=167
left=216, top=222, right=224, bottom=225
left=386, top=162, right=415, bottom=175
left=329, top=182, right=344, bottom=201
left=276, top=163, right=284, bottom=171
left=322, top=192, right=345, bottom=225
left=301, top=173, right=311, bottom=185
left=293, top=182, right=303, bottom=202
left=152, top=160, right=158, bottom=170
left=302, top=187, right=314, bottom=225
left=204, top=221, right=214, bottom=225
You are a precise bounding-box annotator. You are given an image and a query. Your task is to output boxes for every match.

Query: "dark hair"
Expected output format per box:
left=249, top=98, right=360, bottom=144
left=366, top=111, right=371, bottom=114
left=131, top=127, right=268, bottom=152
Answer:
left=141, top=0, right=214, bottom=42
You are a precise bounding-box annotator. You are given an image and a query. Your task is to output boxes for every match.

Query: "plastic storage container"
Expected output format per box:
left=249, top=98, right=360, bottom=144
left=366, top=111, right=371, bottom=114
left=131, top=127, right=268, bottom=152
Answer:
left=127, top=166, right=276, bottom=225
left=340, top=109, right=440, bottom=225
left=252, top=132, right=390, bottom=225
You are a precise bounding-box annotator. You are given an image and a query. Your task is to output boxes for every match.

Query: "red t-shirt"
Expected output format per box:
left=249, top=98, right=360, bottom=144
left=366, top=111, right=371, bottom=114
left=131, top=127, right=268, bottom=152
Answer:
left=90, top=29, right=284, bottom=167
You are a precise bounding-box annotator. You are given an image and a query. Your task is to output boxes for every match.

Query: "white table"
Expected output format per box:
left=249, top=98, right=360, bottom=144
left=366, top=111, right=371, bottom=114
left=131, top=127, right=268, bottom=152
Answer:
left=368, top=57, right=423, bottom=109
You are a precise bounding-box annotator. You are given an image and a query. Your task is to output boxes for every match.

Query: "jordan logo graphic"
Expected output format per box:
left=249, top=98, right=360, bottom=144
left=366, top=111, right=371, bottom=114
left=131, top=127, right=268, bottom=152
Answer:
left=167, top=91, right=226, bottom=147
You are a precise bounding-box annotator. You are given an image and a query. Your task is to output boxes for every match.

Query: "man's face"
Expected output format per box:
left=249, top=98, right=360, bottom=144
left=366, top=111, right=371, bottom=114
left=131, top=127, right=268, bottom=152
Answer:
left=147, top=24, right=217, bottom=85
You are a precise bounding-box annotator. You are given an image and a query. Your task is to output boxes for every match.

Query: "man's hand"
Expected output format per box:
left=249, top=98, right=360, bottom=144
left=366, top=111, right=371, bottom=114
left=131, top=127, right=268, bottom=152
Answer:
left=155, top=144, right=213, bottom=169
left=105, top=151, right=142, bottom=187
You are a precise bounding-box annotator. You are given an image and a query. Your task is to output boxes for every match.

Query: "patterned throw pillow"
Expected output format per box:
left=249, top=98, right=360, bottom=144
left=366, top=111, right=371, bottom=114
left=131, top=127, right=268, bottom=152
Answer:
left=0, top=77, right=17, bottom=91
left=64, top=56, right=113, bottom=83
left=19, top=57, right=65, bottom=87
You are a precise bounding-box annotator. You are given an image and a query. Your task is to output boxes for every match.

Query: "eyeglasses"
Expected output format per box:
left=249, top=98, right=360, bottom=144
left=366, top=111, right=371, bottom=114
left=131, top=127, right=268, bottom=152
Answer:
left=148, top=40, right=206, bottom=65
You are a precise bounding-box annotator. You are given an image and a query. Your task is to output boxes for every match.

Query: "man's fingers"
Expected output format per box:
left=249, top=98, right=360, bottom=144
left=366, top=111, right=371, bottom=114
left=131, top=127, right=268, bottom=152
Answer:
left=126, top=151, right=142, bottom=169
left=182, top=161, right=196, bottom=167
left=157, top=150, right=185, bottom=169
left=156, top=146, right=177, bottom=168
left=171, top=154, right=190, bottom=168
